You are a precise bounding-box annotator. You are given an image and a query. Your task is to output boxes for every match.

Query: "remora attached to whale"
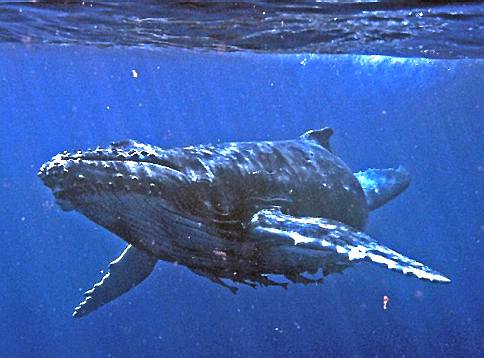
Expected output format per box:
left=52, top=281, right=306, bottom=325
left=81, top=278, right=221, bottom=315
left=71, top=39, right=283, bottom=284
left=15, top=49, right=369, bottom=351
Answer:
left=38, top=128, right=450, bottom=317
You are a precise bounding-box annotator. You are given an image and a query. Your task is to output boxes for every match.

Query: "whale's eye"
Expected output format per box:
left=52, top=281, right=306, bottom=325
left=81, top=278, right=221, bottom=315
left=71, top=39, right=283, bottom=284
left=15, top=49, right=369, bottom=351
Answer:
left=151, top=159, right=181, bottom=173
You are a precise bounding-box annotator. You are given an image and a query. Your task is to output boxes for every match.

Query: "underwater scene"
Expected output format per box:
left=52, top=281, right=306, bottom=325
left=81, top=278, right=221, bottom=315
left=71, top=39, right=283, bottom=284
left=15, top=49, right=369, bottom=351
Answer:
left=0, top=1, right=483, bottom=357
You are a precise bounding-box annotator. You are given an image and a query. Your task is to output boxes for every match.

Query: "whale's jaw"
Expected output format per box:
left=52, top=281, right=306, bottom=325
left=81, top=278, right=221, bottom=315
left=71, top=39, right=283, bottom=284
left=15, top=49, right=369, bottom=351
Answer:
left=38, top=139, right=188, bottom=210
left=38, top=141, right=202, bottom=255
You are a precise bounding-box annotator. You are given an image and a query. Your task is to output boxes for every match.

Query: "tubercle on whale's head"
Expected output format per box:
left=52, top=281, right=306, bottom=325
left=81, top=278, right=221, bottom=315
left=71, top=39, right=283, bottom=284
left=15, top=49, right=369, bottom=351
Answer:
left=37, top=140, right=189, bottom=210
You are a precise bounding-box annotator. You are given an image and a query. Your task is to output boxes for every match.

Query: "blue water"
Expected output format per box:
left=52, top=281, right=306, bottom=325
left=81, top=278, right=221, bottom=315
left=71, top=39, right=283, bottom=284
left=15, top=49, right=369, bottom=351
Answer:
left=0, top=43, right=483, bottom=357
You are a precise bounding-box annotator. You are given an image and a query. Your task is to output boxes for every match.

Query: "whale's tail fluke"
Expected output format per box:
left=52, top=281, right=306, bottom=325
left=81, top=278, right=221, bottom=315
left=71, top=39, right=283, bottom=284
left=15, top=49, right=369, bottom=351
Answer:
left=355, top=166, right=411, bottom=211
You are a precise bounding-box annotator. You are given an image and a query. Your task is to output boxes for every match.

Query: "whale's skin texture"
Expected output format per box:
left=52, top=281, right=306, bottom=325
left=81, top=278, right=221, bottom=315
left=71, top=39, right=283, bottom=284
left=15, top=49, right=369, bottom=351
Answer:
left=38, top=129, right=449, bottom=317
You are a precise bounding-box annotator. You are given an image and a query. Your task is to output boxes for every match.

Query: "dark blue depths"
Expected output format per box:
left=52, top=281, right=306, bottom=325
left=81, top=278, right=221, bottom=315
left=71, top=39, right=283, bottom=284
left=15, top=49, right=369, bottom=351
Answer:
left=0, top=45, right=482, bottom=357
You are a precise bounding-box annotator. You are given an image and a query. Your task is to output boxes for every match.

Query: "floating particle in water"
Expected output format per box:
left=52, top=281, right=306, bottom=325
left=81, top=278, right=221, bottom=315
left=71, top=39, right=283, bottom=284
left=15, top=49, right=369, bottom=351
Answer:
left=414, top=290, right=424, bottom=299
left=383, top=295, right=389, bottom=310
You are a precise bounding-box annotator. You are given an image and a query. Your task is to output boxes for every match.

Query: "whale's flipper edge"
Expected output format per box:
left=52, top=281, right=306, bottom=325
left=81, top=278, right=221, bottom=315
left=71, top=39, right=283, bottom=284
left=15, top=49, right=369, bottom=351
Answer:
left=73, top=245, right=157, bottom=318
left=249, top=209, right=450, bottom=283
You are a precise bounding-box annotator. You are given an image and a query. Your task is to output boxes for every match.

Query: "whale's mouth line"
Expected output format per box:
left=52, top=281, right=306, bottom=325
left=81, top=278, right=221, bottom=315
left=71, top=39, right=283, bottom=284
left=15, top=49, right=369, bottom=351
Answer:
left=68, top=154, right=181, bottom=172
left=44, top=148, right=181, bottom=171
left=38, top=153, right=184, bottom=201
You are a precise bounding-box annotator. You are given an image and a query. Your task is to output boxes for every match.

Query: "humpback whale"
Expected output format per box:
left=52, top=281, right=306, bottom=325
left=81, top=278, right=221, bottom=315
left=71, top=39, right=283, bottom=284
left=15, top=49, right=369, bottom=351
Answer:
left=38, top=128, right=450, bottom=317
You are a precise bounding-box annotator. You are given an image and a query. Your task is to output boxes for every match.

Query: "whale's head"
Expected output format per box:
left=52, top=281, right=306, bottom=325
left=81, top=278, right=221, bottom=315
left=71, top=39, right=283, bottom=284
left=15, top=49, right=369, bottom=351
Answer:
left=38, top=140, right=214, bottom=254
left=38, top=140, right=190, bottom=212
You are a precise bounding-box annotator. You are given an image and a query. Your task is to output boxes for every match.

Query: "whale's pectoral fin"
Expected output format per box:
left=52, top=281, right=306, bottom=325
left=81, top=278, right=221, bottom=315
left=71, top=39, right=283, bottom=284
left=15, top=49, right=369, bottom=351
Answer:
left=249, top=209, right=450, bottom=283
left=355, top=166, right=411, bottom=211
left=73, top=245, right=157, bottom=318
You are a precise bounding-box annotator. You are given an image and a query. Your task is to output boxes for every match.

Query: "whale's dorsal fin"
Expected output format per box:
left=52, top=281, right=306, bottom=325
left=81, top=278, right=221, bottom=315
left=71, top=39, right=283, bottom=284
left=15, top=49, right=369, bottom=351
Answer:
left=300, top=128, right=333, bottom=152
